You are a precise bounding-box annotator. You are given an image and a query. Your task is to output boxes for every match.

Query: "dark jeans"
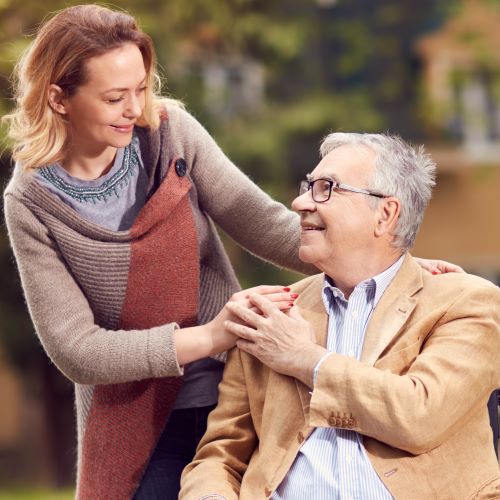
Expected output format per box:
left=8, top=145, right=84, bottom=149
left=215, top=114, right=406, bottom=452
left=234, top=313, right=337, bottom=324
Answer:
left=133, top=404, right=215, bottom=500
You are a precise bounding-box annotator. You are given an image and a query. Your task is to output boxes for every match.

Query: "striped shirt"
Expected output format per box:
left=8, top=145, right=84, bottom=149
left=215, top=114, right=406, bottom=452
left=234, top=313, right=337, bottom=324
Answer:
left=272, top=256, right=404, bottom=500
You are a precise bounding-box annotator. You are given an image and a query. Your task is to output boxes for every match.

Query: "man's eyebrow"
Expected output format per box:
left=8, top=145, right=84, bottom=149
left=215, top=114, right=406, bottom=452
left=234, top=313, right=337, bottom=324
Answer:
left=306, top=172, right=339, bottom=182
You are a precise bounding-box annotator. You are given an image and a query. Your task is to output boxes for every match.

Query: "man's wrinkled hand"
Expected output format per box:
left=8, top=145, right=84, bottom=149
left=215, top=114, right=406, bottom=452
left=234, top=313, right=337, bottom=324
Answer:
left=224, top=294, right=326, bottom=387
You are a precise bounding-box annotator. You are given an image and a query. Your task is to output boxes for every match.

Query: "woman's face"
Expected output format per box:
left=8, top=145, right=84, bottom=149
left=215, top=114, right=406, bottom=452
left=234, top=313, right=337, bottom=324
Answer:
left=56, top=43, right=147, bottom=157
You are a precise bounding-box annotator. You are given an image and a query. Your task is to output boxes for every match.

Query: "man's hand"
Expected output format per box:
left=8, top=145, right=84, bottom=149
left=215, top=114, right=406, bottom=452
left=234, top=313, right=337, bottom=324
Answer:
left=224, top=294, right=327, bottom=387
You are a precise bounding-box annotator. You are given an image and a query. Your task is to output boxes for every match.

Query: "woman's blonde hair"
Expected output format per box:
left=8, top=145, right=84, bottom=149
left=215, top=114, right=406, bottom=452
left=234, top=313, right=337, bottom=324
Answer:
left=4, top=4, right=178, bottom=171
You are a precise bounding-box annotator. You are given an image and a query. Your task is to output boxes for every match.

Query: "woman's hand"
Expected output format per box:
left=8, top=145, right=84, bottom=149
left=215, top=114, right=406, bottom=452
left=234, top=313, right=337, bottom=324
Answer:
left=174, top=286, right=298, bottom=366
left=207, top=285, right=298, bottom=348
left=414, top=257, right=465, bottom=275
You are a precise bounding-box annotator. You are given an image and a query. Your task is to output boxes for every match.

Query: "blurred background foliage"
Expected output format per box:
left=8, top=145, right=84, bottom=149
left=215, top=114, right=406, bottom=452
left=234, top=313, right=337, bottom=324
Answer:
left=1, top=0, right=499, bottom=494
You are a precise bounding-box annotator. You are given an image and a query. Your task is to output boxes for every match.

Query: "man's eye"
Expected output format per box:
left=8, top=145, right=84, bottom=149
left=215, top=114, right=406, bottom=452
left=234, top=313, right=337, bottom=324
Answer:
left=318, top=180, right=331, bottom=193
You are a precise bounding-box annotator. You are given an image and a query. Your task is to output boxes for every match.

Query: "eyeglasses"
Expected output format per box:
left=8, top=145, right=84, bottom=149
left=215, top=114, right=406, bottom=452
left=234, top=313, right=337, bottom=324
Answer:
left=298, top=178, right=386, bottom=203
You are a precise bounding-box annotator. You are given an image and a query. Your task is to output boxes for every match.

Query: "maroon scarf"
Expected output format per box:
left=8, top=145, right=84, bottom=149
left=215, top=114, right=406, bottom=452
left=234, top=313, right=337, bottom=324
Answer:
left=79, top=159, right=199, bottom=498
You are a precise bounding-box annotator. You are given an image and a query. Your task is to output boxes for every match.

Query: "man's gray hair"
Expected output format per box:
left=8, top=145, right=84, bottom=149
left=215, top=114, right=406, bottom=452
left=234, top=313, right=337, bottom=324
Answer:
left=320, top=132, right=436, bottom=251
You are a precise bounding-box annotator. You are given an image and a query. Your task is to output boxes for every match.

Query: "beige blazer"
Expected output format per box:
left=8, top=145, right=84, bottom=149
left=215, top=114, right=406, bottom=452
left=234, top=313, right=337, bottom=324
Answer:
left=180, top=255, right=500, bottom=499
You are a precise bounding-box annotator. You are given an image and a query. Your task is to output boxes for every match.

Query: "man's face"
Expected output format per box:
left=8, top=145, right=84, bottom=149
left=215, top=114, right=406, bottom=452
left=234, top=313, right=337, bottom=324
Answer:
left=291, top=144, right=380, bottom=274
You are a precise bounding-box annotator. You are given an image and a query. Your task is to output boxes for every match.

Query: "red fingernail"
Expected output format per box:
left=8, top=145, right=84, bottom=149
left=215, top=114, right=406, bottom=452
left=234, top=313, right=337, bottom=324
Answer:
left=432, top=270, right=439, bottom=275
left=290, top=293, right=299, bottom=299
left=288, top=302, right=294, bottom=307
left=283, top=287, right=291, bottom=292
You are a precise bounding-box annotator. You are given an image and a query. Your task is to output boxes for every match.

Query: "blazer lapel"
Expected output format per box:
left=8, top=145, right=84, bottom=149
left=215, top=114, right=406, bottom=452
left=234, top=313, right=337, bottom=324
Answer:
left=361, top=255, right=423, bottom=366
left=293, top=274, right=328, bottom=416
left=291, top=256, right=424, bottom=416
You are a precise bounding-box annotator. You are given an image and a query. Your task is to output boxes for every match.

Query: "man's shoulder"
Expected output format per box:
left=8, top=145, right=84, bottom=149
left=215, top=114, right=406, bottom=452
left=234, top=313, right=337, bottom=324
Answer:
left=421, top=267, right=499, bottom=298
left=398, top=255, right=499, bottom=300
left=289, top=273, right=324, bottom=295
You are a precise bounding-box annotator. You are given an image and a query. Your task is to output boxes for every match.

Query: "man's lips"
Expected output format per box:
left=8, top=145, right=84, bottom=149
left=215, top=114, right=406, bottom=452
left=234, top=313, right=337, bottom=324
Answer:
left=300, top=222, right=325, bottom=231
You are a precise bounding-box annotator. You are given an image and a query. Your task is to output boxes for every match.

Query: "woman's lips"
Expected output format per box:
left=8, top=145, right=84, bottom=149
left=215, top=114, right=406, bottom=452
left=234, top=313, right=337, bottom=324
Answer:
left=111, top=124, right=134, bottom=133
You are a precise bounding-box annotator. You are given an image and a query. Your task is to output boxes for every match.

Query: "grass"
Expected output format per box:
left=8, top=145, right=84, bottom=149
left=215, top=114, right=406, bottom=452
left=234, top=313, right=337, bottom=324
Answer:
left=0, top=490, right=74, bottom=500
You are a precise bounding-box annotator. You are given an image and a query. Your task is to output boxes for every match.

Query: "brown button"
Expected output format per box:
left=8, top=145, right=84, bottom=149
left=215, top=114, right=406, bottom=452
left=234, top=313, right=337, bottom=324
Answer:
left=347, top=418, right=355, bottom=428
left=328, top=416, right=337, bottom=426
left=297, top=431, right=305, bottom=444
left=341, top=418, right=349, bottom=428
left=264, top=487, right=272, bottom=497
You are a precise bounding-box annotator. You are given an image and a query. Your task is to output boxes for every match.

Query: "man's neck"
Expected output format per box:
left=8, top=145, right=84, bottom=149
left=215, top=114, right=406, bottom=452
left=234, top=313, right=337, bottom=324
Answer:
left=323, top=250, right=404, bottom=299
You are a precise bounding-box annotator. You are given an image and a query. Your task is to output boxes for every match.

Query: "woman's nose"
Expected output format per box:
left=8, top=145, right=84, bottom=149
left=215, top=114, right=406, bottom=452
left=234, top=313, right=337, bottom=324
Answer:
left=125, top=93, right=143, bottom=118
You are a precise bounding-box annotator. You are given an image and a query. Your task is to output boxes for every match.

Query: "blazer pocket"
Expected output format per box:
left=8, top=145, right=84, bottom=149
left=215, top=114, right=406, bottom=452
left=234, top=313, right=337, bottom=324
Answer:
left=375, top=338, right=422, bottom=375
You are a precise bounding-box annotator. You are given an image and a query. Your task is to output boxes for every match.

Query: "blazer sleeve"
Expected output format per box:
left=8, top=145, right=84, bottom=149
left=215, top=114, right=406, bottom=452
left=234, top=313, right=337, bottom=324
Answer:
left=309, top=284, right=500, bottom=455
left=169, top=106, right=316, bottom=276
left=3, top=193, right=183, bottom=385
left=180, top=347, right=257, bottom=499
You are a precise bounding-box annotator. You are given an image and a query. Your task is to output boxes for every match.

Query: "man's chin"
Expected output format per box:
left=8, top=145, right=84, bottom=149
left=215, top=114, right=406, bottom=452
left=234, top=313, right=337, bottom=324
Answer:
left=298, top=247, right=317, bottom=265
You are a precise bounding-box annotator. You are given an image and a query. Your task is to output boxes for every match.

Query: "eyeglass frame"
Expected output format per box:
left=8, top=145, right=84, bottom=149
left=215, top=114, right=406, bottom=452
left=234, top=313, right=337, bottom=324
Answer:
left=298, top=177, right=387, bottom=203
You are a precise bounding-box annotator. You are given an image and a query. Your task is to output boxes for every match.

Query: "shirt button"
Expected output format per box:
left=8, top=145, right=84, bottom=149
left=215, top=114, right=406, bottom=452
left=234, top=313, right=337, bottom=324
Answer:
left=297, top=431, right=305, bottom=444
left=348, top=350, right=355, bottom=357
left=351, top=310, right=358, bottom=318
left=175, top=158, right=187, bottom=176
left=346, top=454, right=352, bottom=464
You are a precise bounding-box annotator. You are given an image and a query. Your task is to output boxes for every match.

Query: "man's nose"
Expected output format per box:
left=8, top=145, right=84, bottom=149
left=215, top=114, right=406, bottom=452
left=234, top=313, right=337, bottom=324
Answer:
left=291, top=190, right=316, bottom=212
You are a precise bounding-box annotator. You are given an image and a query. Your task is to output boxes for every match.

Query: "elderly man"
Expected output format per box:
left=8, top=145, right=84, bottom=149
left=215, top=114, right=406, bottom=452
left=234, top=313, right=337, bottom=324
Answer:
left=180, top=133, right=500, bottom=499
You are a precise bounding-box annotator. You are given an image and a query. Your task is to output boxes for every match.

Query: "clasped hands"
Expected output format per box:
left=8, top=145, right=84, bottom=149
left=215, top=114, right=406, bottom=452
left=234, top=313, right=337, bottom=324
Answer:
left=223, top=292, right=327, bottom=388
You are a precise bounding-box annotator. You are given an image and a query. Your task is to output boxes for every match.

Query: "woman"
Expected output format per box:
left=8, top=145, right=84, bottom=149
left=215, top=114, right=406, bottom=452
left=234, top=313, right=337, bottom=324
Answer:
left=2, top=5, right=459, bottom=499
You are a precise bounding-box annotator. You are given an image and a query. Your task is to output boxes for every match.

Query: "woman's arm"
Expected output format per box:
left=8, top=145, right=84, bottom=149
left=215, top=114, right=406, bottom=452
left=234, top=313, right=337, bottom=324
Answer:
left=4, top=193, right=183, bottom=385
left=5, top=194, right=297, bottom=382
left=171, top=107, right=463, bottom=278
left=170, top=106, right=314, bottom=275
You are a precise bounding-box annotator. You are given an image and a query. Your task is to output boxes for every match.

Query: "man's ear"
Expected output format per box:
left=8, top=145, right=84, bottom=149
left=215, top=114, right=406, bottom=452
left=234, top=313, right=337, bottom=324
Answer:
left=48, top=84, right=68, bottom=115
left=374, top=197, right=400, bottom=238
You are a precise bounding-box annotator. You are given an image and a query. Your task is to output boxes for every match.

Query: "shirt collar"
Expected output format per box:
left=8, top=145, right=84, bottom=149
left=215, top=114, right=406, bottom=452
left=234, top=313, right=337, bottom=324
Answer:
left=322, top=253, right=406, bottom=312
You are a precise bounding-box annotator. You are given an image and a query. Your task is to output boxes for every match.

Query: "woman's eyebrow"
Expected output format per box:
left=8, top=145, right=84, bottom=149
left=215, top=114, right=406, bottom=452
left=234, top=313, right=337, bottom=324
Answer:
left=102, top=77, right=147, bottom=94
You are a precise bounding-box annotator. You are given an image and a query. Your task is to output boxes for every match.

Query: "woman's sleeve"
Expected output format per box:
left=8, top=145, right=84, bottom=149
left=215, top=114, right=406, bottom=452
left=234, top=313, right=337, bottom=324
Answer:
left=3, top=193, right=183, bottom=385
left=171, top=107, right=316, bottom=276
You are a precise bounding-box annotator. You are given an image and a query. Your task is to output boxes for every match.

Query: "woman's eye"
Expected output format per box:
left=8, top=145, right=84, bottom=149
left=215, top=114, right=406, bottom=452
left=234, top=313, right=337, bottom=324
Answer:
left=107, top=97, right=124, bottom=104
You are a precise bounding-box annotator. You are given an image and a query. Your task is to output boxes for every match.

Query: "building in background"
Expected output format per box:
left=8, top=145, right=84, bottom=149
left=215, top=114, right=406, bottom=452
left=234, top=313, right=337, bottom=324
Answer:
left=413, top=0, right=500, bottom=284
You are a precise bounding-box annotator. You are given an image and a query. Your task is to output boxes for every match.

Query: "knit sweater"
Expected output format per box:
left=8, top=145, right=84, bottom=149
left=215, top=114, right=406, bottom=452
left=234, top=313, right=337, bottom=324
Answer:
left=3, top=105, right=312, bottom=498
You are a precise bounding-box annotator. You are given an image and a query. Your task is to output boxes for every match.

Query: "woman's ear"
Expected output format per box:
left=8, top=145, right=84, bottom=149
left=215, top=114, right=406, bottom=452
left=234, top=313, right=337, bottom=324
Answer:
left=374, top=196, right=400, bottom=238
left=48, top=84, right=68, bottom=115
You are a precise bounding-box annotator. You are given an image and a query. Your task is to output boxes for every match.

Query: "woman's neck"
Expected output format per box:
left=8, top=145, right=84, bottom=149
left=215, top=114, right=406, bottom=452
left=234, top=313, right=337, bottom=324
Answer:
left=62, top=146, right=117, bottom=180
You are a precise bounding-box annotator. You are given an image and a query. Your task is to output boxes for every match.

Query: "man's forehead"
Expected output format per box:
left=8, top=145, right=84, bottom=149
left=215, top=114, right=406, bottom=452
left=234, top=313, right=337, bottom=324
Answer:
left=309, top=145, right=375, bottom=180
